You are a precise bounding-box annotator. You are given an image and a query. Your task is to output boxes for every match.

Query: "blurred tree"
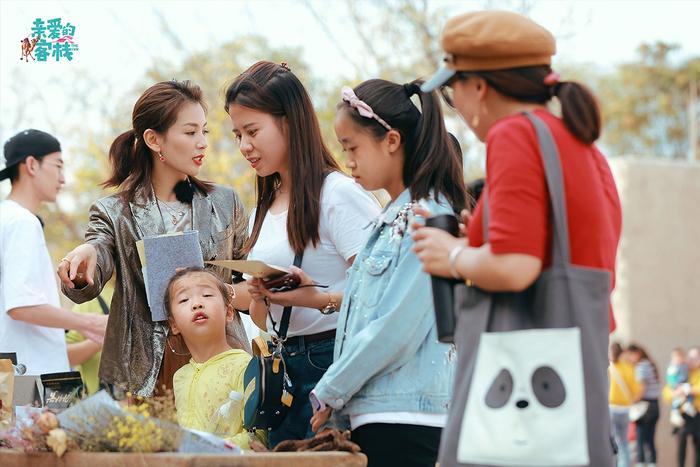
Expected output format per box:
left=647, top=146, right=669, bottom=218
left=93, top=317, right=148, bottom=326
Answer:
left=596, top=42, right=700, bottom=159
left=304, top=0, right=482, bottom=179
left=22, top=4, right=699, bottom=272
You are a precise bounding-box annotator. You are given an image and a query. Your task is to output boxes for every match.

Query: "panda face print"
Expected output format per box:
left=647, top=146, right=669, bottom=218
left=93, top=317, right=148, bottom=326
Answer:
left=531, top=366, right=566, bottom=408
left=484, top=366, right=566, bottom=410
left=457, top=328, right=589, bottom=466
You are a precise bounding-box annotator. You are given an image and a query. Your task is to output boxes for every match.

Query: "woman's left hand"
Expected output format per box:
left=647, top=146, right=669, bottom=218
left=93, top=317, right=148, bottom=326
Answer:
left=310, top=407, right=333, bottom=433
left=259, top=266, right=324, bottom=309
left=412, top=224, right=468, bottom=279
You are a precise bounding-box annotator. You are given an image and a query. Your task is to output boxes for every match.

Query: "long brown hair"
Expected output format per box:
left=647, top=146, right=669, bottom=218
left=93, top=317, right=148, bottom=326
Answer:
left=224, top=61, right=341, bottom=255
left=339, top=79, right=467, bottom=212
left=471, top=65, right=601, bottom=145
left=103, top=80, right=213, bottom=202
left=628, top=343, right=659, bottom=380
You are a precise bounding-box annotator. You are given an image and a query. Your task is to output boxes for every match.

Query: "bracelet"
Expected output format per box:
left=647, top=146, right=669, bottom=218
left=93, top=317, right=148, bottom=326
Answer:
left=448, top=245, right=467, bottom=280
left=319, top=293, right=339, bottom=315
left=309, top=389, right=327, bottom=412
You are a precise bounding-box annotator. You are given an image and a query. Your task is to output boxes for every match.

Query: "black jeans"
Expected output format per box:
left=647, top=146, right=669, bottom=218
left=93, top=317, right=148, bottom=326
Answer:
left=678, top=413, right=700, bottom=467
left=268, top=336, right=334, bottom=448
left=636, top=399, right=660, bottom=463
left=351, top=423, right=442, bottom=467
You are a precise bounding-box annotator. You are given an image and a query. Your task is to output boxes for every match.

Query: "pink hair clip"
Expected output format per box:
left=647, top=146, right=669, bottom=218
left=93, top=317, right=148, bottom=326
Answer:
left=341, top=86, right=392, bottom=131
left=543, top=71, right=561, bottom=86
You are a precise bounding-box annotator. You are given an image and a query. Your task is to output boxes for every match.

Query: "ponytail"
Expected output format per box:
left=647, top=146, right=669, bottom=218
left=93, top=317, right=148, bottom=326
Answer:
left=554, top=81, right=601, bottom=145
left=476, top=66, right=602, bottom=145
left=340, top=78, right=467, bottom=213
left=102, top=129, right=154, bottom=202
left=408, top=79, right=468, bottom=212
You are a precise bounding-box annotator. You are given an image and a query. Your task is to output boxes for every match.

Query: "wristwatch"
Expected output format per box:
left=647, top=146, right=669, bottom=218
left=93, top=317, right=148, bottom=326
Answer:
left=319, top=293, right=339, bottom=315
left=309, top=389, right=327, bottom=412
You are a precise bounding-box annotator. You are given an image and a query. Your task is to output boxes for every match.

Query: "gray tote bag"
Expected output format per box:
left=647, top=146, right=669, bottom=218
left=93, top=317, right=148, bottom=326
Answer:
left=439, top=113, right=613, bottom=467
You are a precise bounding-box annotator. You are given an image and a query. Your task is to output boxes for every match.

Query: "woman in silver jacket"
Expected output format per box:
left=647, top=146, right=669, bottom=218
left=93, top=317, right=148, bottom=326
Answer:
left=57, top=80, right=249, bottom=396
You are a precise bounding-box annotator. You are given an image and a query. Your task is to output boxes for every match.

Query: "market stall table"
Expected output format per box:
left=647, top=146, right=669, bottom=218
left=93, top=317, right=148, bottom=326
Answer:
left=0, top=449, right=367, bottom=467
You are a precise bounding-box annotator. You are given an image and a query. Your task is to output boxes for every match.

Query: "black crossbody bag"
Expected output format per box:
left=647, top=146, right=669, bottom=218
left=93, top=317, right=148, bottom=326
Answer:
left=242, top=251, right=303, bottom=430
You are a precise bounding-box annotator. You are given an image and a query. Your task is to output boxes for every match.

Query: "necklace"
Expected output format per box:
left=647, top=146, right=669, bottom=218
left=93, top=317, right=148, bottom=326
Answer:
left=156, top=196, right=187, bottom=225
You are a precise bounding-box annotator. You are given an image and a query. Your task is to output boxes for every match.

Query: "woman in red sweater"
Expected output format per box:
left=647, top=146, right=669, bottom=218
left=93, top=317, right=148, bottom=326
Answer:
left=413, top=10, right=622, bottom=467
left=414, top=11, right=621, bottom=330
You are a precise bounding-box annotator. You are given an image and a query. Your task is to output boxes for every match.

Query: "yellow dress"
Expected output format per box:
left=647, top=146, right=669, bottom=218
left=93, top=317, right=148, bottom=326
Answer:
left=609, top=361, right=641, bottom=406
left=173, top=348, right=263, bottom=449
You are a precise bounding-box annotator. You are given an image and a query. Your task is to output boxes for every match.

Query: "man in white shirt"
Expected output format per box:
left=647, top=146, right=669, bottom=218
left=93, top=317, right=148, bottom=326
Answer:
left=0, top=129, right=107, bottom=375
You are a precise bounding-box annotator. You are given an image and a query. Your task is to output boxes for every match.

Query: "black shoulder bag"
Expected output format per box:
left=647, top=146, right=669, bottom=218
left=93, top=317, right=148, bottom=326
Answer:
left=242, top=250, right=303, bottom=431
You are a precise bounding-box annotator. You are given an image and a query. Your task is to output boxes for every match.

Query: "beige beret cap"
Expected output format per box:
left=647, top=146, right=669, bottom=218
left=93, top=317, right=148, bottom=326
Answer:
left=422, top=10, right=556, bottom=92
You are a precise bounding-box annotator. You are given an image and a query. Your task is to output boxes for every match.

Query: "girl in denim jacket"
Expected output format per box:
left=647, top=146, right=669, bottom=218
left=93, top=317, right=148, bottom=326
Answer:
left=273, top=79, right=467, bottom=467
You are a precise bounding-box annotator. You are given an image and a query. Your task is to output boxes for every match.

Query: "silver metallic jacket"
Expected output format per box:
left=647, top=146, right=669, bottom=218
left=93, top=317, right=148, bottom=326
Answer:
left=62, top=184, right=249, bottom=396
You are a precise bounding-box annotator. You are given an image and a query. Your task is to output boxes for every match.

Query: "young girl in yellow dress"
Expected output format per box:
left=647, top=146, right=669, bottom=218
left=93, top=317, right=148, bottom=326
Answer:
left=165, top=267, right=262, bottom=449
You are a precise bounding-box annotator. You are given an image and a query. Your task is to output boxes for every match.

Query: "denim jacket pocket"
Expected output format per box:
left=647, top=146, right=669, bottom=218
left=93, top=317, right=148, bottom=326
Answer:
left=358, top=252, right=393, bottom=307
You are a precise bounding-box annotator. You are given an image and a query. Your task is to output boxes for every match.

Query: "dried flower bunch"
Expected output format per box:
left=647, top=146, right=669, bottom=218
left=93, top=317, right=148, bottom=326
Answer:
left=0, top=389, right=182, bottom=456
left=62, top=389, right=181, bottom=453
left=1, top=409, right=70, bottom=457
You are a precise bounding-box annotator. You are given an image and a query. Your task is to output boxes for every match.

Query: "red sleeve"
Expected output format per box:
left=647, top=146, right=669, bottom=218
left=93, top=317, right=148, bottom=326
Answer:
left=485, top=116, right=548, bottom=259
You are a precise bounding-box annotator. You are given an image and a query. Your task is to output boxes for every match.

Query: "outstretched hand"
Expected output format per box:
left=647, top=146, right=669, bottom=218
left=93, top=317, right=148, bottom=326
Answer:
left=57, top=244, right=97, bottom=289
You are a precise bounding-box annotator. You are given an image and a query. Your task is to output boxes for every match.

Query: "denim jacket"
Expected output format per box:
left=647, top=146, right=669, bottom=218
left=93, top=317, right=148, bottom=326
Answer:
left=313, top=188, right=456, bottom=417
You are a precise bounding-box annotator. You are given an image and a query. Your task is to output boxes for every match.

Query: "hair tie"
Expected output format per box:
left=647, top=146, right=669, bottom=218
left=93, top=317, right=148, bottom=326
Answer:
left=341, top=86, right=392, bottom=131
left=280, top=62, right=291, bottom=71
left=403, top=82, right=421, bottom=97
left=543, top=71, right=560, bottom=86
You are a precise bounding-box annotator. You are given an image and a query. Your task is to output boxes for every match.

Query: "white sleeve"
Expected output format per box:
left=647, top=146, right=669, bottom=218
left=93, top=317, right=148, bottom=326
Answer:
left=324, top=178, right=382, bottom=261
left=2, top=219, right=52, bottom=312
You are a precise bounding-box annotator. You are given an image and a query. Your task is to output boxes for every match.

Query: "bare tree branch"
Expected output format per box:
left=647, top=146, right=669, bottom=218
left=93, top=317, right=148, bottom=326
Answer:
left=153, top=7, right=190, bottom=59
left=346, top=0, right=385, bottom=71
left=302, top=0, right=363, bottom=77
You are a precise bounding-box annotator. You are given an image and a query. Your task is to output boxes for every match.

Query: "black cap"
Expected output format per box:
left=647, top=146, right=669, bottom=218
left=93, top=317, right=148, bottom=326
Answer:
left=1, top=129, right=61, bottom=181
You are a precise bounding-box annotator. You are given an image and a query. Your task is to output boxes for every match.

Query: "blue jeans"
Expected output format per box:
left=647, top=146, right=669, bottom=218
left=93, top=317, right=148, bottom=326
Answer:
left=610, top=408, right=631, bottom=467
left=268, top=336, right=334, bottom=448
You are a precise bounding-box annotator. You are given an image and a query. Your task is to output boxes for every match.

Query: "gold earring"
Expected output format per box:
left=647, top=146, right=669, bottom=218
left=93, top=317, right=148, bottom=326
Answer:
left=471, top=114, right=480, bottom=127
left=158, top=152, right=165, bottom=162
left=166, top=332, right=190, bottom=356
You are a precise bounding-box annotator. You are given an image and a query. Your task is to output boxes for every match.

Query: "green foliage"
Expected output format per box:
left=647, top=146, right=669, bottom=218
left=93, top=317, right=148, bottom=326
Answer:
left=596, top=42, right=699, bottom=158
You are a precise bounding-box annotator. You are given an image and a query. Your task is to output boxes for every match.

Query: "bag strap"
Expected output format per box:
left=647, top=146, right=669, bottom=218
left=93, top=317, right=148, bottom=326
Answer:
left=96, top=295, right=110, bottom=315
left=609, top=362, right=633, bottom=404
left=271, top=250, right=304, bottom=341
left=522, top=112, right=571, bottom=266
left=480, top=112, right=571, bottom=267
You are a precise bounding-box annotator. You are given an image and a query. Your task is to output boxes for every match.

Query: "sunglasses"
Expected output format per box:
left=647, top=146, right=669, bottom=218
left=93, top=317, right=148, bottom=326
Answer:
left=439, top=72, right=471, bottom=108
